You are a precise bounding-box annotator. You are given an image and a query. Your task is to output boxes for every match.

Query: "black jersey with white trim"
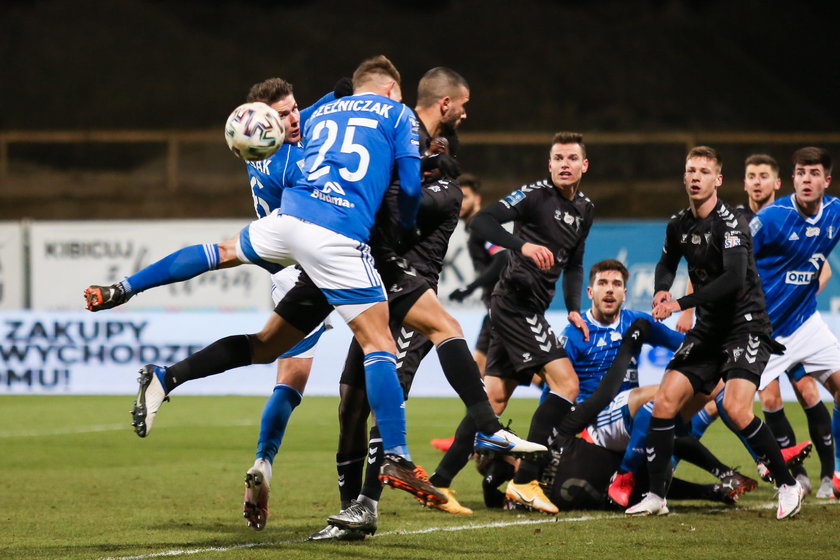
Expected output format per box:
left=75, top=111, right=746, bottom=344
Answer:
left=657, top=200, right=770, bottom=335
left=370, top=177, right=462, bottom=289
left=490, top=179, right=594, bottom=311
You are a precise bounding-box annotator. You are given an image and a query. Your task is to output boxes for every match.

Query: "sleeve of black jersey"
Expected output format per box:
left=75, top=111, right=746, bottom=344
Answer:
left=676, top=245, right=748, bottom=310
left=469, top=201, right=526, bottom=252
left=654, top=221, right=681, bottom=293
left=556, top=319, right=649, bottom=437
left=466, top=250, right=508, bottom=291
left=562, top=240, right=585, bottom=313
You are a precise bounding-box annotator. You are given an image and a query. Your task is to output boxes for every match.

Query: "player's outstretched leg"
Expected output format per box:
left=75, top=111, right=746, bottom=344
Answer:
left=130, top=364, right=169, bottom=437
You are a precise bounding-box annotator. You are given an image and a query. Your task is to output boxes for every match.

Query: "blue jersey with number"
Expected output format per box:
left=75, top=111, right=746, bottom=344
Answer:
left=279, top=93, right=420, bottom=242
left=751, top=194, right=840, bottom=337
left=244, top=93, right=335, bottom=218
left=561, top=309, right=683, bottom=402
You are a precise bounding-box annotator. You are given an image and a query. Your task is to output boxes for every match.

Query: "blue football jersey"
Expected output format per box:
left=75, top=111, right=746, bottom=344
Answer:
left=244, top=92, right=335, bottom=218
left=279, top=93, right=420, bottom=242
left=751, top=194, right=840, bottom=337
left=561, top=309, right=683, bottom=402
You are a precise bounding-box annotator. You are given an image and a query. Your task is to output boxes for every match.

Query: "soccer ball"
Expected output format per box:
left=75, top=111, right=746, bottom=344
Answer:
left=224, top=102, right=285, bottom=161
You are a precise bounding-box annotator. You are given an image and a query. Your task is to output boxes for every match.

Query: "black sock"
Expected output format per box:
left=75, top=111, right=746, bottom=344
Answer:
left=763, top=408, right=796, bottom=448
left=164, top=334, right=251, bottom=392
left=674, top=436, right=733, bottom=479
left=804, top=402, right=835, bottom=479
left=437, top=338, right=502, bottom=434
left=482, top=459, right=515, bottom=508
left=646, top=416, right=675, bottom=498
left=741, top=417, right=796, bottom=487
left=513, top=393, right=572, bottom=484
left=429, top=415, right=476, bottom=488
left=336, top=452, right=365, bottom=510
left=360, top=426, right=384, bottom=502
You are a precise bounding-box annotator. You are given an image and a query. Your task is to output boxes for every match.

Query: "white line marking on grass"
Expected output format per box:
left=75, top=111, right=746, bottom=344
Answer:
left=97, top=500, right=840, bottom=560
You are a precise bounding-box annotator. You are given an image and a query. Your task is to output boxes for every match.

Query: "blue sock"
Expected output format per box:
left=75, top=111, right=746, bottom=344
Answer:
left=691, top=408, right=716, bottom=439
left=255, top=384, right=302, bottom=464
left=363, top=352, right=408, bottom=460
left=715, top=389, right=759, bottom=463
left=123, top=243, right=220, bottom=294
left=834, top=404, right=840, bottom=472
left=620, top=401, right=653, bottom=473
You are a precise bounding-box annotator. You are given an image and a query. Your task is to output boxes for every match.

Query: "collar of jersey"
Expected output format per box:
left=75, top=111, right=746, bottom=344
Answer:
left=586, top=309, right=621, bottom=330
left=788, top=193, right=824, bottom=224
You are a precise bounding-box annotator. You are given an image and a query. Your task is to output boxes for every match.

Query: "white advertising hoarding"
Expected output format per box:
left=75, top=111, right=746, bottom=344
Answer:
left=28, top=220, right=273, bottom=311
left=0, top=222, right=25, bottom=309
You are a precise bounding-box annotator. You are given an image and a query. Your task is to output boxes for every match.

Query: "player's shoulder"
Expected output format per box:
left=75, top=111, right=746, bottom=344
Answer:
left=500, top=179, right=552, bottom=209
left=573, top=190, right=595, bottom=212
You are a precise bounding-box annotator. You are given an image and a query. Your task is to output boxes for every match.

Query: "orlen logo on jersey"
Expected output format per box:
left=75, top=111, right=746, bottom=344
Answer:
left=311, top=181, right=354, bottom=208
left=785, top=270, right=815, bottom=285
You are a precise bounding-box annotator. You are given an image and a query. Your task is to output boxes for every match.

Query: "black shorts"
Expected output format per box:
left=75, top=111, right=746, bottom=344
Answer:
left=667, top=329, right=782, bottom=394
left=484, top=295, right=567, bottom=385
left=339, top=280, right=435, bottom=399
left=475, top=314, right=492, bottom=355
left=273, top=269, right=333, bottom=333
left=339, top=324, right=434, bottom=400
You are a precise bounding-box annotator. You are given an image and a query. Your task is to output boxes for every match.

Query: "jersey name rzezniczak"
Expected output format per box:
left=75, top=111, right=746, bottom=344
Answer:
left=279, top=93, right=420, bottom=243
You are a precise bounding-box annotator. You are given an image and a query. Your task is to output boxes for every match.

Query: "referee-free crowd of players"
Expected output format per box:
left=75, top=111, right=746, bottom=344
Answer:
left=82, top=55, right=840, bottom=539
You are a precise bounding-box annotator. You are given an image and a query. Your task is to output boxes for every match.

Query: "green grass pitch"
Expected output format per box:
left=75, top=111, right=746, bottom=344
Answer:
left=1, top=395, right=838, bottom=560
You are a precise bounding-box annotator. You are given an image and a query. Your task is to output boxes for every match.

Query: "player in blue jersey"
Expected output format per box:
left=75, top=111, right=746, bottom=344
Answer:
left=87, top=56, right=446, bottom=508
left=561, top=259, right=683, bottom=445
left=752, top=146, right=840, bottom=499
left=86, top=76, right=349, bottom=531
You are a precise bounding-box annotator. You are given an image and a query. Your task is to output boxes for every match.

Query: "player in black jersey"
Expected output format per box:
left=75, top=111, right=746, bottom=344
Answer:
left=626, top=146, right=804, bottom=520
left=428, top=132, right=594, bottom=514
left=478, top=319, right=750, bottom=511
left=675, top=154, right=831, bottom=494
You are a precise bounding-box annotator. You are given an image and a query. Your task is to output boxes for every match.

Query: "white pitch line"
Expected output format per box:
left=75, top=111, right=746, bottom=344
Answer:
left=97, top=499, right=840, bottom=560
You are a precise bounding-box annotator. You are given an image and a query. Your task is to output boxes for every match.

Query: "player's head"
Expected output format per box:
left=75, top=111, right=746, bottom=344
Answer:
left=684, top=146, right=723, bottom=203
left=352, top=55, right=402, bottom=101
left=587, top=259, right=628, bottom=323
left=457, top=173, right=482, bottom=220
left=416, top=67, right=470, bottom=129
left=792, top=147, right=832, bottom=209
left=247, top=78, right=301, bottom=144
left=743, top=154, right=781, bottom=208
left=548, top=132, right=589, bottom=193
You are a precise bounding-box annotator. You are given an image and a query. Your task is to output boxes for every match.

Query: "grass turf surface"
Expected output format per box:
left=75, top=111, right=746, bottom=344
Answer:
left=1, top=395, right=838, bottom=560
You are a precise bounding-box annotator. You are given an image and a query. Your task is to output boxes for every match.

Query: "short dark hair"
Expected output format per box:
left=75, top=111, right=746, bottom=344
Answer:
left=744, top=153, right=779, bottom=176
left=551, top=131, right=586, bottom=158
left=458, top=173, right=481, bottom=193
left=686, top=145, right=722, bottom=172
left=792, top=146, right=832, bottom=175
left=246, top=78, right=294, bottom=104
left=352, top=55, right=401, bottom=89
left=588, top=259, right=629, bottom=285
left=416, top=67, right=469, bottom=108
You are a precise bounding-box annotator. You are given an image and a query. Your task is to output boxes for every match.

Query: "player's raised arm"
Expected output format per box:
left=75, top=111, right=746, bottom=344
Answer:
left=470, top=198, right=554, bottom=271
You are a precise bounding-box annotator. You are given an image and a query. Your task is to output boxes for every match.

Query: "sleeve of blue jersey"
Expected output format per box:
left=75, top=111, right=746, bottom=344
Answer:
left=559, top=323, right=581, bottom=365
left=629, top=310, right=683, bottom=351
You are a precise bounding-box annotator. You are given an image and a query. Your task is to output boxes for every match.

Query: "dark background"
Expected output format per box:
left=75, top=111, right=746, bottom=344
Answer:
left=2, top=0, right=839, bottom=219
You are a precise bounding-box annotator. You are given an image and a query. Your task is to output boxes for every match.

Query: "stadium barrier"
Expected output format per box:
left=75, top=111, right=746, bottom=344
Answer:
left=1, top=219, right=838, bottom=400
